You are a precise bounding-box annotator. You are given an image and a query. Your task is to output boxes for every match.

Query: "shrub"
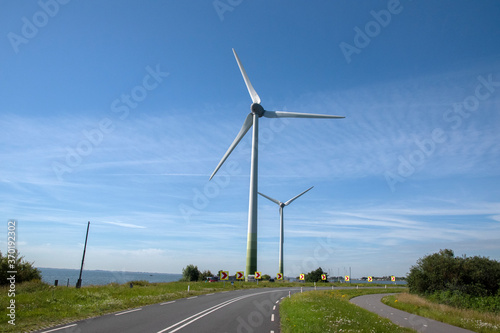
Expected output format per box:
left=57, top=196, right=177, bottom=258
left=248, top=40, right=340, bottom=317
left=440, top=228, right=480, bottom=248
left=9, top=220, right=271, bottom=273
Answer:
left=304, top=267, right=328, bottom=283
left=199, top=270, right=213, bottom=281
left=181, top=264, right=200, bottom=282
left=0, top=250, right=41, bottom=285
left=407, top=249, right=500, bottom=297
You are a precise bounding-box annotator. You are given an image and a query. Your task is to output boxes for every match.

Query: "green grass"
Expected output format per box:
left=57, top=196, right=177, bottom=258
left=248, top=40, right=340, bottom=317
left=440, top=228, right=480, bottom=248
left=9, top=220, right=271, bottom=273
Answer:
left=280, top=288, right=415, bottom=333
left=382, top=293, right=500, bottom=333
left=0, top=279, right=331, bottom=332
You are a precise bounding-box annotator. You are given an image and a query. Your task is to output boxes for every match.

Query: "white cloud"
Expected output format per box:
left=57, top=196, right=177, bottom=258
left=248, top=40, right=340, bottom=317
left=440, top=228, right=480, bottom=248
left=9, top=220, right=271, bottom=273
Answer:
left=101, top=221, right=146, bottom=229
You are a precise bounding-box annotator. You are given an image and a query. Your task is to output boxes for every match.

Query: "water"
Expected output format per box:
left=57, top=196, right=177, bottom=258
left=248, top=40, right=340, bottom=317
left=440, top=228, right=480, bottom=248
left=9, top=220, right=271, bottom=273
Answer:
left=39, top=267, right=182, bottom=287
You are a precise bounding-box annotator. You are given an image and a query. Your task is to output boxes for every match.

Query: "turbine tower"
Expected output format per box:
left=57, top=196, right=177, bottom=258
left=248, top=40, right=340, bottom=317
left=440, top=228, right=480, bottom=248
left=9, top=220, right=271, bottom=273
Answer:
left=259, top=186, right=314, bottom=276
left=210, top=49, right=344, bottom=280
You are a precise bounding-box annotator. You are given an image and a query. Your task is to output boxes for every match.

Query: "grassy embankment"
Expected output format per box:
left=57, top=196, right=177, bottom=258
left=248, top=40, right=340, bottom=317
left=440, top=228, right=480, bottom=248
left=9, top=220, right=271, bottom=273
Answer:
left=0, top=279, right=340, bottom=333
left=280, top=288, right=414, bottom=333
left=383, top=293, right=500, bottom=333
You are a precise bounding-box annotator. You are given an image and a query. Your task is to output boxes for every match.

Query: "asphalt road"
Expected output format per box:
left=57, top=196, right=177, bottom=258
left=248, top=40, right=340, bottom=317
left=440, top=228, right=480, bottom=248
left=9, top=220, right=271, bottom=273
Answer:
left=35, top=287, right=303, bottom=333
left=350, top=293, right=475, bottom=333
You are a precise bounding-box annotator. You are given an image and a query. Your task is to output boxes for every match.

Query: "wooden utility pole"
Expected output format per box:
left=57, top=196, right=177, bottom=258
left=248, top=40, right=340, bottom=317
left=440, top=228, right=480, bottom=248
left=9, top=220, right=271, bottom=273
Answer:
left=76, top=221, right=90, bottom=288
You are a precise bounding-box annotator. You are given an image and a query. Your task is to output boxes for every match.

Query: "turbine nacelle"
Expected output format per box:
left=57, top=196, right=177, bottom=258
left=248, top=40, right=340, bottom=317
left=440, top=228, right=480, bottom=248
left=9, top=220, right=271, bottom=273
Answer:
left=251, top=103, right=265, bottom=117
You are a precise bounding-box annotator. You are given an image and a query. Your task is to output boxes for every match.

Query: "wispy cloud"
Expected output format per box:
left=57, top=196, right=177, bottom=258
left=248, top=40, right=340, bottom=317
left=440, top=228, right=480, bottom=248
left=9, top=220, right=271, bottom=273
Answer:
left=101, top=221, right=146, bottom=229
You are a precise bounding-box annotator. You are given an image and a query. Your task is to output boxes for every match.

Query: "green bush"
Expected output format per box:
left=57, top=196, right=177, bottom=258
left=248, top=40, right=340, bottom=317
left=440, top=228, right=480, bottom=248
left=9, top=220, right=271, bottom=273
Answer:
left=427, top=290, right=500, bottom=313
left=407, top=249, right=500, bottom=297
left=199, top=270, right=213, bottom=281
left=0, top=250, right=41, bottom=285
left=304, top=267, right=328, bottom=283
left=181, top=264, right=200, bottom=282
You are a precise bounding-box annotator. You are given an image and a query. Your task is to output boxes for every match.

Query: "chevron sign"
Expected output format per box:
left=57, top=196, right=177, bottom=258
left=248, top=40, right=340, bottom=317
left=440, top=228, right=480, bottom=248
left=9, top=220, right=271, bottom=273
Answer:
left=220, top=271, right=229, bottom=280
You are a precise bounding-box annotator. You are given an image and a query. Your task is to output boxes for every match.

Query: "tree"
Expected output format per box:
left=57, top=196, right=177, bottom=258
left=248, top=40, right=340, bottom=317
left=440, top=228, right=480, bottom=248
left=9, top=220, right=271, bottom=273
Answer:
left=199, top=270, right=213, bottom=281
left=261, top=274, right=271, bottom=280
left=0, top=250, right=41, bottom=285
left=181, top=264, right=201, bottom=282
left=305, top=267, right=327, bottom=283
left=407, top=249, right=500, bottom=296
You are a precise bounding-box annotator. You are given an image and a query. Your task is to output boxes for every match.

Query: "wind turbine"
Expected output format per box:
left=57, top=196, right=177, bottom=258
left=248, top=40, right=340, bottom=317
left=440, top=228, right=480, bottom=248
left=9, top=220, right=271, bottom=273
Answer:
left=259, top=186, right=314, bottom=276
left=210, top=49, right=344, bottom=280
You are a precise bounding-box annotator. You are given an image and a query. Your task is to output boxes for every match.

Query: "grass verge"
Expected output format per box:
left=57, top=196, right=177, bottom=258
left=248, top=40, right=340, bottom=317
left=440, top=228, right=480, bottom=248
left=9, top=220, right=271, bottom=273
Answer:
left=0, top=279, right=332, bottom=332
left=382, top=293, right=500, bottom=333
left=280, top=288, right=414, bottom=333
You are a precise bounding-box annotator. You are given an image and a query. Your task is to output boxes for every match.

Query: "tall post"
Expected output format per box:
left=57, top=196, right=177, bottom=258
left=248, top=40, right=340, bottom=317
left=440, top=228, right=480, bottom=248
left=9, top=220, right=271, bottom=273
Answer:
left=246, top=114, right=258, bottom=280
left=76, top=221, right=90, bottom=288
left=278, top=205, right=284, bottom=275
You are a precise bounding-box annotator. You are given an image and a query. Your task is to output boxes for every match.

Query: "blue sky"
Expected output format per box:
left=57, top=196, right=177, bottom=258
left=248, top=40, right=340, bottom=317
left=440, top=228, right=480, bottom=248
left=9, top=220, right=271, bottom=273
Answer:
left=1, top=0, right=499, bottom=278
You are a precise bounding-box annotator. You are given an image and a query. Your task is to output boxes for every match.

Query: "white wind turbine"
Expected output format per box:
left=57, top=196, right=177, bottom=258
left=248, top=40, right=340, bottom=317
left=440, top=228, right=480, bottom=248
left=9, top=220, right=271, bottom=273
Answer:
left=210, top=49, right=344, bottom=280
left=258, top=186, right=314, bottom=276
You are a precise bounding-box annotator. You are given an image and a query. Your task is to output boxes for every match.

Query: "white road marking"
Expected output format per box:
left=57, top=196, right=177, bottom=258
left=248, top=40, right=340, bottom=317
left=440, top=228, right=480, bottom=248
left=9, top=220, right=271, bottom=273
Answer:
left=40, top=324, right=77, bottom=333
left=160, top=301, right=176, bottom=305
left=206, top=293, right=214, bottom=296
left=273, top=305, right=276, bottom=310
left=157, top=290, right=282, bottom=333
left=115, top=308, right=142, bottom=316
left=271, top=314, right=275, bottom=321
left=187, top=296, right=198, bottom=299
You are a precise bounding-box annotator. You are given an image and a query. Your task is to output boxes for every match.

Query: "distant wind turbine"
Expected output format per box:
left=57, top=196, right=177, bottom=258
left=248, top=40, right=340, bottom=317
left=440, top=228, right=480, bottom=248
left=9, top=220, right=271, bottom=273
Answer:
left=259, top=186, right=314, bottom=276
left=210, top=49, right=344, bottom=280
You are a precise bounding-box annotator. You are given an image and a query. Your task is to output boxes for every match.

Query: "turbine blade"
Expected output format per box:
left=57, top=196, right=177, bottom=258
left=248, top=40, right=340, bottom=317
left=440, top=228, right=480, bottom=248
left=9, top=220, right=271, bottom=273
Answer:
left=284, top=186, right=314, bottom=206
left=210, top=113, right=253, bottom=180
left=233, top=49, right=261, bottom=104
left=258, top=192, right=282, bottom=206
left=263, top=111, right=344, bottom=119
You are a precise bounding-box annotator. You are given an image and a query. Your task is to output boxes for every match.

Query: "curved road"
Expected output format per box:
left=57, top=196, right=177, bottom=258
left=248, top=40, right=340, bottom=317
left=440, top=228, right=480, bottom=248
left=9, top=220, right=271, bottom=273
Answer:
left=36, top=287, right=474, bottom=333
left=350, top=293, right=475, bottom=333
left=35, top=287, right=302, bottom=333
